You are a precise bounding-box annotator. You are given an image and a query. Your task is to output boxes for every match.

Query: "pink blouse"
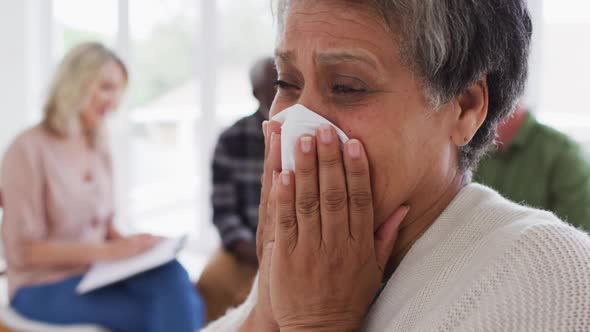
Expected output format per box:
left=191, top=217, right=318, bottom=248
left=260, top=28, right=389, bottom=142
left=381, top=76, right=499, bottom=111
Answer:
left=1, top=125, right=114, bottom=298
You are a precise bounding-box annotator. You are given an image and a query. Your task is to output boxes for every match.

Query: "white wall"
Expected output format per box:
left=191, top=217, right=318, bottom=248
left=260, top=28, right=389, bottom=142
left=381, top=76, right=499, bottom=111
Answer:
left=524, top=0, right=543, bottom=110
left=0, top=0, right=51, bottom=158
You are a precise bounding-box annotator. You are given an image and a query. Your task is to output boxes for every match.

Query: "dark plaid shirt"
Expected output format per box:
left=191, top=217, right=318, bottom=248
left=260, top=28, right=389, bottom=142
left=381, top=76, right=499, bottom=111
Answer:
left=211, top=110, right=265, bottom=248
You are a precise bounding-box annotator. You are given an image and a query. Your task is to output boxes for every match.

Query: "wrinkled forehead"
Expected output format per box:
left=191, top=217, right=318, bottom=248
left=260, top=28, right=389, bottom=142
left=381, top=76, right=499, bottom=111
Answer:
left=275, top=1, right=398, bottom=71
left=278, top=0, right=389, bottom=37
left=276, top=0, right=388, bottom=29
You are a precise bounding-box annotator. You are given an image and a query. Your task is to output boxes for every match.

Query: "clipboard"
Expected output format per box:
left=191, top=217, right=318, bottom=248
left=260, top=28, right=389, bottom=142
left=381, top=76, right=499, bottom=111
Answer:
left=76, top=235, right=187, bottom=294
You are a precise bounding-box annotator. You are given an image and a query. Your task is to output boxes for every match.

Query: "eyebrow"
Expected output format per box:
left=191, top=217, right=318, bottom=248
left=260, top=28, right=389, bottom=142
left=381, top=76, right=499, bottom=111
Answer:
left=275, top=50, right=296, bottom=64
left=275, top=49, right=379, bottom=70
left=315, top=51, right=378, bottom=70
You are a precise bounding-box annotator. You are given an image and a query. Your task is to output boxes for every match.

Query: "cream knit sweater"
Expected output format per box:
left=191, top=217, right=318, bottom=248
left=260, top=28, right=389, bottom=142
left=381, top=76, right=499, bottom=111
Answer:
left=203, top=184, right=590, bottom=331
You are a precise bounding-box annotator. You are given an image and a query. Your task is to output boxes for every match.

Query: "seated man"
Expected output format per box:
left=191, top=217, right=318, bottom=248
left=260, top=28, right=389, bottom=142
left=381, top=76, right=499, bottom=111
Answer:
left=474, top=106, right=590, bottom=231
left=196, top=57, right=276, bottom=323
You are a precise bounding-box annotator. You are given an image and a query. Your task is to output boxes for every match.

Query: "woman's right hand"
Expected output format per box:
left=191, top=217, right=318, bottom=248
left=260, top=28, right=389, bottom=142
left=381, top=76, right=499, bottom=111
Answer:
left=104, top=233, right=161, bottom=261
left=241, top=120, right=282, bottom=332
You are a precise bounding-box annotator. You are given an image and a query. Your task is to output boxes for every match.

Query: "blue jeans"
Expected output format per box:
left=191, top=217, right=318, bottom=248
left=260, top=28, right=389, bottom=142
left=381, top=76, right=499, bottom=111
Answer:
left=11, top=260, right=204, bottom=332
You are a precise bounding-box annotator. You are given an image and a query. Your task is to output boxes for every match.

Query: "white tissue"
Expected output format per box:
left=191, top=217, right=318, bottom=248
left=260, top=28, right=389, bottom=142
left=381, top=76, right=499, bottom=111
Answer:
left=271, top=104, right=349, bottom=171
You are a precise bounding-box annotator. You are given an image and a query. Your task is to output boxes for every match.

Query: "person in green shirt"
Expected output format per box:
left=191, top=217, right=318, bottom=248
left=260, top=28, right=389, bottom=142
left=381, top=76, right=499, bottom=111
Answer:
left=474, top=107, right=590, bottom=231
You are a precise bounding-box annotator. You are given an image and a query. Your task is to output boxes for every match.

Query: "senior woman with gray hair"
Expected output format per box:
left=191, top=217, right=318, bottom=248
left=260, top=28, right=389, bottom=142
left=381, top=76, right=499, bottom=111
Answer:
left=204, top=0, right=590, bottom=331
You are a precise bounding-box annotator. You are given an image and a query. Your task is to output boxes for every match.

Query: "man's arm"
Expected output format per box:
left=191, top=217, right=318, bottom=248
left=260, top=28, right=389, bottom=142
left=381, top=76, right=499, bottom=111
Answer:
left=212, top=135, right=258, bottom=266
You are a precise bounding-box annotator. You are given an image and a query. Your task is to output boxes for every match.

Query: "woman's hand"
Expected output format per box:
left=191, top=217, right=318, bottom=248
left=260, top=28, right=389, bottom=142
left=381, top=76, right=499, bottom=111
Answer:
left=104, top=233, right=162, bottom=261
left=23, top=233, right=161, bottom=268
left=105, top=215, right=124, bottom=241
left=270, top=125, right=409, bottom=331
left=241, top=120, right=282, bottom=332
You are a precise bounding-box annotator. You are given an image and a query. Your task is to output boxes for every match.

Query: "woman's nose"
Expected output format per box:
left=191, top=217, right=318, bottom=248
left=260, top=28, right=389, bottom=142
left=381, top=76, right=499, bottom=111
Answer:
left=105, top=96, right=120, bottom=108
left=297, top=90, right=329, bottom=119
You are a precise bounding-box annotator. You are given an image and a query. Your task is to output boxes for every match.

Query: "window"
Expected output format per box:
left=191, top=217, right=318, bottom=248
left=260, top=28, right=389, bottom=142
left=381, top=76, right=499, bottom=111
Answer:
left=536, top=0, right=590, bottom=142
left=216, top=0, right=276, bottom=127
left=53, top=0, right=118, bottom=57
left=126, top=0, right=200, bottom=237
left=50, top=0, right=276, bottom=277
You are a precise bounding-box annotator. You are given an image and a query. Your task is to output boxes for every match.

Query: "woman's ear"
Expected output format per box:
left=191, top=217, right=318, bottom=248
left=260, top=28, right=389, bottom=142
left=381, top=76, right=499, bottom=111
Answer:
left=451, top=76, right=489, bottom=147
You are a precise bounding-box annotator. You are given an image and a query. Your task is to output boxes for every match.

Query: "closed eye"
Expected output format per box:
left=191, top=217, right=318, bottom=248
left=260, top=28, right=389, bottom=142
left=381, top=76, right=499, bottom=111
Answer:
left=332, top=84, right=366, bottom=94
left=273, top=79, right=298, bottom=91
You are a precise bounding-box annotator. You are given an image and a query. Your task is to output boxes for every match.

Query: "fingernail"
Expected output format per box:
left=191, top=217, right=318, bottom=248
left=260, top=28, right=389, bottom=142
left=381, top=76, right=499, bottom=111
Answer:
left=262, top=121, right=268, bottom=138
left=271, top=132, right=277, bottom=145
left=319, top=124, right=333, bottom=144
left=280, top=171, right=291, bottom=186
left=300, top=136, right=312, bottom=153
left=399, top=206, right=411, bottom=226
left=272, top=171, right=278, bottom=184
left=402, top=206, right=410, bottom=217
left=347, top=139, right=361, bottom=159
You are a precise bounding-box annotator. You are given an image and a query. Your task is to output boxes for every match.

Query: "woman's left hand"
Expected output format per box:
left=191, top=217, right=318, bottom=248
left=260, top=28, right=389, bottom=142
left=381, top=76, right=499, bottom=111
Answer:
left=269, top=125, right=409, bottom=331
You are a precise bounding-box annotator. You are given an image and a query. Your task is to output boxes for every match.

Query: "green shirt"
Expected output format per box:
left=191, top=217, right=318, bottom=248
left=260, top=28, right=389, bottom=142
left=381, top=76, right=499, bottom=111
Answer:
left=474, top=113, right=590, bottom=231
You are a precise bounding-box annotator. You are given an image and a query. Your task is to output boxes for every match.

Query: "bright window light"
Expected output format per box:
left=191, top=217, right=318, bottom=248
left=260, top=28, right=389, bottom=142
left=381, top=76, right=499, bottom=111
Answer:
left=544, top=0, right=590, bottom=24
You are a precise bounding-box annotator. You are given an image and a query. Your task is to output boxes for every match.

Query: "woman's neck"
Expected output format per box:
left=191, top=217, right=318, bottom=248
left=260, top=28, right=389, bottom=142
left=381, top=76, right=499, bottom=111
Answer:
left=384, top=171, right=468, bottom=279
left=78, top=121, right=99, bottom=149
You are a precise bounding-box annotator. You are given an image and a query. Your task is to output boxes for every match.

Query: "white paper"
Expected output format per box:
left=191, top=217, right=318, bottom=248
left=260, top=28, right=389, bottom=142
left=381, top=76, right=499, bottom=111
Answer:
left=271, top=104, right=349, bottom=171
left=76, top=235, right=187, bottom=294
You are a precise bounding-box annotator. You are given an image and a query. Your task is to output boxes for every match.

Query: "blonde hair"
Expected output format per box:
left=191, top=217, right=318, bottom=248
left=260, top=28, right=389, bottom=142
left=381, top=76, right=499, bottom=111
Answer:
left=42, top=42, right=128, bottom=144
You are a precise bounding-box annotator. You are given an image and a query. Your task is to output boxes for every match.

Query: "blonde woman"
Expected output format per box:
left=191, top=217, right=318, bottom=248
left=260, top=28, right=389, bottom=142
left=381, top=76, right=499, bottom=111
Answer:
left=0, top=42, right=203, bottom=332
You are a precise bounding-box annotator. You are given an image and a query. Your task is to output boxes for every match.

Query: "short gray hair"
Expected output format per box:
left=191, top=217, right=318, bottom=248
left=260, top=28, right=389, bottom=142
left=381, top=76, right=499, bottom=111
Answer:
left=274, top=0, right=532, bottom=170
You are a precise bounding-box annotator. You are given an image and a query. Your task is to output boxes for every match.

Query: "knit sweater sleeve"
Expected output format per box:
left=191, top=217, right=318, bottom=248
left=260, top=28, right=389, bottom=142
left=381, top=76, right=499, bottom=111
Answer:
left=449, top=222, right=590, bottom=331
